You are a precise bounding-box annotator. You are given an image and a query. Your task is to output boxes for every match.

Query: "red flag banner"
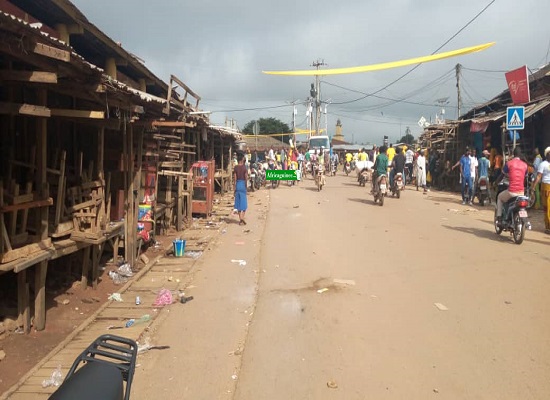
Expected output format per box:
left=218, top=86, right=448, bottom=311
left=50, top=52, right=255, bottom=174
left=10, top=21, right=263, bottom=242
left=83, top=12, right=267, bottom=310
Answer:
left=505, top=65, right=530, bottom=105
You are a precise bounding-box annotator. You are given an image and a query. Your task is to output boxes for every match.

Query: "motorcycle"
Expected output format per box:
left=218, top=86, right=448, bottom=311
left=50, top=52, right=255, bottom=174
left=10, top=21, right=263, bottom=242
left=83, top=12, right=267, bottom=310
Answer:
left=476, top=176, right=490, bottom=206
left=390, top=172, right=404, bottom=198
left=267, top=160, right=280, bottom=189
left=314, top=163, right=325, bottom=191
left=249, top=163, right=261, bottom=192
left=48, top=334, right=137, bottom=400
left=525, top=172, right=536, bottom=209
left=358, top=168, right=372, bottom=187
left=330, top=160, right=337, bottom=176
left=344, top=161, right=351, bottom=175
left=373, top=174, right=388, bottom=206
left=494, top=181, right=532, bottom=245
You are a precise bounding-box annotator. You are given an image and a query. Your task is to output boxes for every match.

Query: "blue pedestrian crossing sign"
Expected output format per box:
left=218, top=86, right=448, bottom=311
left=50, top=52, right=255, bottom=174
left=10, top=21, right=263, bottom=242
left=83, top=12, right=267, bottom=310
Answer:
left=506, top=106, right=525, bottom=130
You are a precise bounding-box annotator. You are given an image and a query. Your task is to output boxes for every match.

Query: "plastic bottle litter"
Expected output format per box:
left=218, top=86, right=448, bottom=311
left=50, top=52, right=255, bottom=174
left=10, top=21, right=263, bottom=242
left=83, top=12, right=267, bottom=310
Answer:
left=108, top=293, right=123, bottom=302
left=231, top=259, right=247, bottom=266
left=42, top=365, right=63, bottom=388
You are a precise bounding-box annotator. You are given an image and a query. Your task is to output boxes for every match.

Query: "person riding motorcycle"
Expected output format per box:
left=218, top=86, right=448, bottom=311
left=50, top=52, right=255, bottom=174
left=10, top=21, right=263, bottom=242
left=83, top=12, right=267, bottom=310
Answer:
left=372, top=145, right=389, bottom=192
left=390, top=146, right=406, bottom=186
left=496, top=147, right=528, bottom=226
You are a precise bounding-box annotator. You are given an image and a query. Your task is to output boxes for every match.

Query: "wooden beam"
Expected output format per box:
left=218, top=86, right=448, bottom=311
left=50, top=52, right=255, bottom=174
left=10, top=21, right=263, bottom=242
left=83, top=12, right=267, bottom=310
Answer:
left=81, top=246, right=91, bottom=289
left=0, top=70, right=58, bottom=83
left=0, top=238, right=52, bottom=264
left=50, top=108, right=105, bottom=119
left=0, top=198, right=53, bottom=213
left=17, top=270, right=31, bottom=333
left=0, top=102, right=50, bottom=117
left=33, top=42, right=70, bottom=62
left=152, top=121, right=196, bottom=128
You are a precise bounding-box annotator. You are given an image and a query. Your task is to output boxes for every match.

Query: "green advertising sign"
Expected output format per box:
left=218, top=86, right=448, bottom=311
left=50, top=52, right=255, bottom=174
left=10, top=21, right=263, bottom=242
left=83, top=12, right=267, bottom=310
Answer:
left=266, top=170, right=297, bottom=181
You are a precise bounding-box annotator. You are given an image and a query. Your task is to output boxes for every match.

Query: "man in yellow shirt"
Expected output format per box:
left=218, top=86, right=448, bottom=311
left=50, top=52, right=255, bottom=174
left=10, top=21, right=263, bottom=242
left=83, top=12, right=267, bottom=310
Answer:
left=345, top=152, right=353, bottom=162
left=359, top=148, right=368, bottom=161
left=386, top=144, right=396, bottom=163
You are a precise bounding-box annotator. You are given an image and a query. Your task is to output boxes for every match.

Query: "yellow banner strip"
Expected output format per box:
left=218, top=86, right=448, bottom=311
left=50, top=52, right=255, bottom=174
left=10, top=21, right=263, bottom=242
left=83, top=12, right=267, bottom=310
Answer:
left=263, top=42, right=495, bottom=76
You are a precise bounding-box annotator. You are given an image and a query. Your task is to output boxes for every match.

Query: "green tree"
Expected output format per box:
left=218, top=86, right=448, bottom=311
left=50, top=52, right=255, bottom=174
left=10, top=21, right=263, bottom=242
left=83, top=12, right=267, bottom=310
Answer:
left=242, top=118, right=291, bottom=143
left=399, top=129, right=415, bottom=145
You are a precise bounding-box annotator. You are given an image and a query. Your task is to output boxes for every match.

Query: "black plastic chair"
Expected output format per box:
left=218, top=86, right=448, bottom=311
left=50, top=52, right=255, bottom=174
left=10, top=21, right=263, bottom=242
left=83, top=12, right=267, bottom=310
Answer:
left=48, top=334, right=138, bottom=400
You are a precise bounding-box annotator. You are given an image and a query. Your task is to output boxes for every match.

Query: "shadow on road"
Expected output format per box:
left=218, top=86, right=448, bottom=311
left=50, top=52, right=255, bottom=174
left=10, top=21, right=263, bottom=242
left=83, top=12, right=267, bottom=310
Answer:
left=348, top=197, right=373, bottom=205
left=441, top=224, right=511, bottom=243
left=426, top=195, right=463, bottom=206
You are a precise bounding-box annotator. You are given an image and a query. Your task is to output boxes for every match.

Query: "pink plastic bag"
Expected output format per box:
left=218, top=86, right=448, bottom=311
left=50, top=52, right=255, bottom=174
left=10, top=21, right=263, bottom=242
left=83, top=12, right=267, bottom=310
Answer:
left=153, top=289, right=173, bottom=306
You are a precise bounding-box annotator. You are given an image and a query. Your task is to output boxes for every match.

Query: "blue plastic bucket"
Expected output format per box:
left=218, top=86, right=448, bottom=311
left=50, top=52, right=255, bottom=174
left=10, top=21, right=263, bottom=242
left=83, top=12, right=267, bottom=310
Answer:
left=173, top=239, right=186, bottom=257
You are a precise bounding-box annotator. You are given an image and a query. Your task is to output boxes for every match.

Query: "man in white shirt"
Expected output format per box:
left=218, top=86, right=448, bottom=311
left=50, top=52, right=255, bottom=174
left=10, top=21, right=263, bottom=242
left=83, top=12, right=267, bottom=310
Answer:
left=405, top=148, right=414, bottom=184
left=469, top=149, right=479, bottom=203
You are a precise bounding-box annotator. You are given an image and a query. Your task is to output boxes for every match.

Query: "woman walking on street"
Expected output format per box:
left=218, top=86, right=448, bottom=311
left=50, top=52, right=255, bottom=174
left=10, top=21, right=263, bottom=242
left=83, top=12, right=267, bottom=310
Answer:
left=233, top=153, right=248, bottom=225
left=531, top=147, right=550, bottom=234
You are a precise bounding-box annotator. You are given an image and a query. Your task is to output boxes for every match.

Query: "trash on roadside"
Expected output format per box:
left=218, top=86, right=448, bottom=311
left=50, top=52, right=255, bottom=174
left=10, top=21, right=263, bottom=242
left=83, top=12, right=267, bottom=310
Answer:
left=42, top=365, right=63, bottom=388
left=327, top=380, right=338, bottom=389
left=235, top=241, right=245, bottom=245
left=231, top=259, right=247, bottom=266
left=108, top=293, right=123, bottom=302
left=108, top=270, right=129, bottom=285
left=317, top=288, right=329, bottom=294
left=125, top=314, right=151, bottom=329
left=333, top=279, right=356, bottom=286
left=153, top=289, right=173, bottom=306
left=185, top=251, right=203, bottom=260
left=0, top=349, right=6, bottom=362
left=434, top=303, right=449, bottom=311
left=180, top=295, right=194, bottom=304
left=293, top=205, right=300, bottom=208
left=117, top=263, right=134, bottom=277
left=61, top=299, right=70, bottom=305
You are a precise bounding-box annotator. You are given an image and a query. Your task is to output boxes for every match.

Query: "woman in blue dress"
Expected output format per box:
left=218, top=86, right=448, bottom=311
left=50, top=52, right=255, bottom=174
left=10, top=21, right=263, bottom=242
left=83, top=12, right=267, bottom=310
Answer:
left=233, top=153, right=248, bottom=225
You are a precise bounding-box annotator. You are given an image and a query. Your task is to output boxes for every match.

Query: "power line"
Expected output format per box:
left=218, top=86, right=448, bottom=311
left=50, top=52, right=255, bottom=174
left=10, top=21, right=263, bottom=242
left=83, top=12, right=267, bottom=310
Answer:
left=331, top=0, right=497, bottom=106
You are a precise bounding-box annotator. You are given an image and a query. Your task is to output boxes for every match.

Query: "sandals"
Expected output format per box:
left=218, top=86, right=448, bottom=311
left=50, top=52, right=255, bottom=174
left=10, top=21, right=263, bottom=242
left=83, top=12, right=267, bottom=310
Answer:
left=239, top=220, right=244, bottom=226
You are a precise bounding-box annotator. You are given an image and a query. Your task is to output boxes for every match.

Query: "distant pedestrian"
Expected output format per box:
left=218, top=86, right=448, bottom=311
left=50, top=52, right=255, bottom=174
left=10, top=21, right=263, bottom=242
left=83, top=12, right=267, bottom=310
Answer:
left=453, top=148, right=472, bottom=205
left=416, top=150, right=428, bottom=193
left=531, top=147, right=550, bottom=234
left=233, top=153, right=248, bottom=225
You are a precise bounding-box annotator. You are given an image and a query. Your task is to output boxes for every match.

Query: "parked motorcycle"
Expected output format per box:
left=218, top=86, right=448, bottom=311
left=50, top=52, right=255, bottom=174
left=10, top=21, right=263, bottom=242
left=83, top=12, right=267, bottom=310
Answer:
left=373, top=174, right=388, bottom=206
left=344, top=161, right=351, bottom=175
left=268, top=160, right=280, bottom=189
left=525, top=172, right=536, bottom=209
left=249, top=163, right=261, bottom=192
left=494, top=181, right=532, bottom=244
left=314, top=163, right=325, bottom=191
left=48, top=334, right=137, bottom=400
left=476, top=176, right=490, bottom=206
left=390, top=172, right=404, bottom=198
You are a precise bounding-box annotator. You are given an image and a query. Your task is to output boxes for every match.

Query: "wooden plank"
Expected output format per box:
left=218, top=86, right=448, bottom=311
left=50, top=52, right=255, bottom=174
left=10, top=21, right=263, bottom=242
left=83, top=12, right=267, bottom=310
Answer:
left=33, top=43, right=70, bottom=62
left=171, top=74, right=201, bottom=103
left=50, top=108, right=105, bottom=119
left=0, top=102, right=51, bottom=117
left=151, top=120, right=196, bottom=128
left=158, top=170, right=192, bottom=177
left=4, top=192, right=35, bottom=205
left=0, top=70, right=58, bottom=83
left=0, top=239, right=52, bottom=264
left=51, top=240, right=87, bottom=260
left=0, top=198, right=53, bottom=213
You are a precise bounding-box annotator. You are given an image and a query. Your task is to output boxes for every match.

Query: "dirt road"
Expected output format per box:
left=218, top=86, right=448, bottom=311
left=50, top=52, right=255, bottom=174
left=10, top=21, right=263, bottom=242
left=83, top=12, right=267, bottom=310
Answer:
left=133, top=173, right=550, bottom=400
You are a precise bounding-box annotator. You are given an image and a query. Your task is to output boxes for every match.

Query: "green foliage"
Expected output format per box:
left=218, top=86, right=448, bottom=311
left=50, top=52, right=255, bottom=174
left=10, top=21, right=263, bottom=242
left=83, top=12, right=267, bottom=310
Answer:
left=242, top=118, right=292, bottom=144
left=399, top=133, right=415, bottom=145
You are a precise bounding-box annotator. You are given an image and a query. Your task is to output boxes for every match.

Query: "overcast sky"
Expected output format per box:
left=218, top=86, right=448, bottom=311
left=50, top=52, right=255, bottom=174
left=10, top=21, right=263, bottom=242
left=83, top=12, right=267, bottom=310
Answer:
left=72, top=0, right=550, bottom=145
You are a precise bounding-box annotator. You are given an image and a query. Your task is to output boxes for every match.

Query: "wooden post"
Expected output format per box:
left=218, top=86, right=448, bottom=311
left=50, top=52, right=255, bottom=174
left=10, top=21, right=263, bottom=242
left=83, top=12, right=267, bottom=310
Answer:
left=92, top=244, right=101, bottom=289
left=123, top=119, right=129, bottom=262
left=128, top=124, right=136, bottom=268
left=220, top=138, right=224, bottom=195
left=35, top=88, right=49, bottom=330
left=17, top=270, right=30, bottom=333
left=81, top=246, right=91, bottom=289
left=34, top=261, right=48, bottom=331
left=229, top=141, right=233, bottom=191
left=54, top=151, right=66, bottom=228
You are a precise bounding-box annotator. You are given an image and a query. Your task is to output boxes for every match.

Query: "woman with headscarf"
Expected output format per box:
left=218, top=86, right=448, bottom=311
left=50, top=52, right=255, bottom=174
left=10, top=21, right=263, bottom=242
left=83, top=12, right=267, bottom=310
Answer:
left=233, top=153, right=248, bottom=225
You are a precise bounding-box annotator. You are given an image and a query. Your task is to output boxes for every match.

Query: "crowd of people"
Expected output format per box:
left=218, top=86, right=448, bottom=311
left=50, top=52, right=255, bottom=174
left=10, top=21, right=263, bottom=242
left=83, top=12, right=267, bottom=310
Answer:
left=231, top=142, right=550, bottom=235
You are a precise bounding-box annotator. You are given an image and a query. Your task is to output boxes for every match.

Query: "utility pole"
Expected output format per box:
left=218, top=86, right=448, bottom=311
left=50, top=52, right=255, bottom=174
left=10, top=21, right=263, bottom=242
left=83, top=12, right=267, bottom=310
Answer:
left=311, top=59, right=326, bottom=136
left=455, top=63, right=462, bottom=120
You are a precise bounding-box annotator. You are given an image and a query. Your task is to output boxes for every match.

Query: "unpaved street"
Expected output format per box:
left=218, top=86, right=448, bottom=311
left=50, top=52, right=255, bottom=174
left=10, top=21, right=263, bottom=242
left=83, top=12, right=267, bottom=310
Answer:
left=133, top=173, right=550, bottom=400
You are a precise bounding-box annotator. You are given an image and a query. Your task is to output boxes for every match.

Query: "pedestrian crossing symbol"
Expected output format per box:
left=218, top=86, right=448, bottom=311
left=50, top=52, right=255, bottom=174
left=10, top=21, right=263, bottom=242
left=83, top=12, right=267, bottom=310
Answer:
left=506, top=106, right=525, bottom=130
